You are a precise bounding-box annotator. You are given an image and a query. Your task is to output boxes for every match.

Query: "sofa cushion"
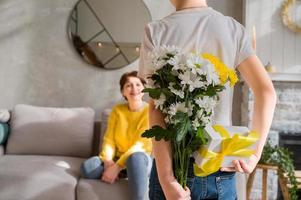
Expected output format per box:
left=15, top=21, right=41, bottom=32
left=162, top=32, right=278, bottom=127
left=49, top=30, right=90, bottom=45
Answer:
left=0, top=122, right=9, bottom=144
left=99, top=109, right=111, bottom=151
left=0, top=155, right=84, bottom=200
left=0, top=145, right=4, bottom=155
left=77, top=179, right=131, bottom=200
left=6, top=104, right=95, bottom=157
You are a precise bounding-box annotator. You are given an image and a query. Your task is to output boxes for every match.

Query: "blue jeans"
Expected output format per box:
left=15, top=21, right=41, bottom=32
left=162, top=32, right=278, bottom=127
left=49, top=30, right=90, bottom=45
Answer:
left=149, top=159, right=237, bottom=200
left=81, top=152, right=152, bottom=200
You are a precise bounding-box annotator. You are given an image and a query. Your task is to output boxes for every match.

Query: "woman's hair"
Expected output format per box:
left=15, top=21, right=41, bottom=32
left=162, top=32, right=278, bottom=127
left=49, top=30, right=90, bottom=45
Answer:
left=119, top=71, right=146, bottom=92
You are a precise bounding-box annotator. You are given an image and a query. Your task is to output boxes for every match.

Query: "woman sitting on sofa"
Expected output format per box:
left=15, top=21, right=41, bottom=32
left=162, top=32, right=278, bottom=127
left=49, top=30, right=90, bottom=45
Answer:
left=81, top=70, right=152, bottom=200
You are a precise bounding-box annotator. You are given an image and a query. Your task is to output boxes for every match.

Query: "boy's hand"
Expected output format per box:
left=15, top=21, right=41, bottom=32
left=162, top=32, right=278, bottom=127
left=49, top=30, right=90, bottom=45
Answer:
left=220, top=154, right=259, bottom=173
left=162, top=179, right=191, bottom=200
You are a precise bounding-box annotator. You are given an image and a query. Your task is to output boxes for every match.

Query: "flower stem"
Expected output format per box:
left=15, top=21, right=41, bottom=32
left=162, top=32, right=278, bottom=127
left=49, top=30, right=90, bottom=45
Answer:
left=172, top=138, right=190, bottom=188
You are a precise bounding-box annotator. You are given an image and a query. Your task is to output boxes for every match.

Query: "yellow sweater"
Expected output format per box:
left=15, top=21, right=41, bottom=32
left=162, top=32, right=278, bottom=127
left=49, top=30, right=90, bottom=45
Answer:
left=99, top=103, right=152, bottom=167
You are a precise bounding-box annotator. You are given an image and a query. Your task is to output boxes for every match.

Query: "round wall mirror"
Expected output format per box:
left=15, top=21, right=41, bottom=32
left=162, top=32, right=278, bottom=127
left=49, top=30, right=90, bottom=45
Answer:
left=68, top=0, right=152, bottom=69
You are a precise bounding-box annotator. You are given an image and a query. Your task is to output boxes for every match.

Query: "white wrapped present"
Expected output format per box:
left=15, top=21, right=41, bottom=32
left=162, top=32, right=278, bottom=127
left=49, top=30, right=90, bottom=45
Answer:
left=193, top=124, right=259, bottom=176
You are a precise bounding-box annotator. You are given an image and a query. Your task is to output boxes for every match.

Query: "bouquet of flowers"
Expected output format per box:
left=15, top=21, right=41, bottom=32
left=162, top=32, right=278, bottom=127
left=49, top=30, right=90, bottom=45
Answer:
left=142, top=45, right=238, bottom=187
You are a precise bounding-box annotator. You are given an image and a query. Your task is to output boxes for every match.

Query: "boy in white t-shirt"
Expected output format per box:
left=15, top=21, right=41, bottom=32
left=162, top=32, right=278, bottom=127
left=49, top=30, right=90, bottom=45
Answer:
left=138, top=0, right=277, bottom=199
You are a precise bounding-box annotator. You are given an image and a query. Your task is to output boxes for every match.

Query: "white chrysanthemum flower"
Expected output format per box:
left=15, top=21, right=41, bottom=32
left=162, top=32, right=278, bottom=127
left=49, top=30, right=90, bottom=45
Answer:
left=169, top=54, right=186, bottom=71
left=195, top=60, right=212, bottom=75
left=154, top=60, right=166, bottom=70
left=192, top=118, right=201, bottom=130
left=152, top=45, right=179, bottom=60
left=148, top=45, right=181, bottom=70
left=164, top=116, right=170, bottom=124
left=168, top=102, right=187, bottom=116
left=147, top=56, right=166, bottom=70
left=188, top=78, right=206, bottom=92
left=154, top=93, right=166, bottom=110
left=186, top=54, right=220, bottom=86
left=167, top=105, right=177, bottom=117
left=171, top=118, right=180, bottom=125
left=171, top=70, right=179, bottom=76
left=168, top=83, right=185, bottom=99
left=186, top=53, right=202, bottom=69
left=186, top=53, right=209, bottom=74
left=187, top=102, right=194, bottom=117
left=195, top=110, right=211, bottom=126
left=179, top=71, right=205, bottom=92
left=202, top=64, right=220, bottom=85
left=159, top=45, right=180, bottom=54
left=145, top=79, right=156, bottom=89
left=192, top=110, right=212, bottom=130
left=195, top=96, right=217, bottom=113
left=162, top=108, right=168, bottom=115
left=200, top=114, right=211, bottom=125
left=178, top=70, right=192, bottom=85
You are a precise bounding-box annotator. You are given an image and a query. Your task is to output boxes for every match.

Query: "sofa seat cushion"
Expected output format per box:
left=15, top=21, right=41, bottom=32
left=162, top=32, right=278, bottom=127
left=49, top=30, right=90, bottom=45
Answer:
left=77, top=179, right=131, bottom=200
left=0, top=155, right=84, bottom=200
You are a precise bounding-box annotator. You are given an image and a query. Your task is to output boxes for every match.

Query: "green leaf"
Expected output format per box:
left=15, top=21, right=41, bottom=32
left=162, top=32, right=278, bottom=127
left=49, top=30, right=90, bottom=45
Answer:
left=142, top=88, right=161, bottom=99
left=187, top=128, right=208, bottom=152
left=149, top=74, right=163, bottom=86
left=141, top=125, right=174, bottom=141
left=172, top=83, right=182, bottom=91
left=173, top=113, right=191, bottom=142
left=161, top=88, right=174, bottom=99
left=259, top=141, right=299, bottom=200
left=165, top=72, right=177, bottom=83
left=196, top=128, right=208, bottom=144
left=194, top=85, right=225, bottom=98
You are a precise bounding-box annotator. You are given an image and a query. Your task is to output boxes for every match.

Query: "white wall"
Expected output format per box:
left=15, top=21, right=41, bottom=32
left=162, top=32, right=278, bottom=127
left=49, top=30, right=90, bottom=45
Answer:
left=245, top=0, right=301, bottom=73
left=0, top=0, right=243, bottom=119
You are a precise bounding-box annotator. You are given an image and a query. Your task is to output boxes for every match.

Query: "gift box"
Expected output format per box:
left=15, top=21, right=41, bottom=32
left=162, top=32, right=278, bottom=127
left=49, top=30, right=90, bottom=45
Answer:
left=193, top=124, right=259, bottom=177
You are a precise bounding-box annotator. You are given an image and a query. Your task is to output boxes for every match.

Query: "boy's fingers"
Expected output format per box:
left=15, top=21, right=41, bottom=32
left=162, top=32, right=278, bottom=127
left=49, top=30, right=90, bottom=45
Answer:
left=220, top=166, right=236, bottom=172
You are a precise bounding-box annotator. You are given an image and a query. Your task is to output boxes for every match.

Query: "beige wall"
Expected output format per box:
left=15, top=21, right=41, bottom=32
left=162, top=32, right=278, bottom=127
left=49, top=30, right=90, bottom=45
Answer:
left=0, top=0, right=243, bottom=119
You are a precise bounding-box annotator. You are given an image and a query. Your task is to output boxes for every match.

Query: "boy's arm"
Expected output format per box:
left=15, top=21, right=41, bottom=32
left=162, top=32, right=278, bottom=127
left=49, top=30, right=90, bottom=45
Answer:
left=149, top=100, right=191, bottom=199
left=222, top=55, right=277, bottom=173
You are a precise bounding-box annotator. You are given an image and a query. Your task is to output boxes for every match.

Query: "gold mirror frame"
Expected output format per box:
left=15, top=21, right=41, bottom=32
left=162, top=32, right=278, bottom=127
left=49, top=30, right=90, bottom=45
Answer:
left=281, top=0, right=301, bottom=34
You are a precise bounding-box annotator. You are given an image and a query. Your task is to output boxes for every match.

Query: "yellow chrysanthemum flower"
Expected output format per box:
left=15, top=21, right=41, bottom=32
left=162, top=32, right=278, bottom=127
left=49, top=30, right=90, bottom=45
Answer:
left=201, top=53, right=238, bottom=87
left=228, top=69, right=239, bottom=86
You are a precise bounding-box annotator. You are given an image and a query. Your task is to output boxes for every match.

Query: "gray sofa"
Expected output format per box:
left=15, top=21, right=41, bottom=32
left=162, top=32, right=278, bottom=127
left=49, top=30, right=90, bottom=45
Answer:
left=0, top=104, right=132, bottom=200
left=0, top=104, right=247, bottom=200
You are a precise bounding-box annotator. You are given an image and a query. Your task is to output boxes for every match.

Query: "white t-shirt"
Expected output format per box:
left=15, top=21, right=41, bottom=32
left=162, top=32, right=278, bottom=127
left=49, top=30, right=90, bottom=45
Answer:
left=138, top=7, right=254, bottom=125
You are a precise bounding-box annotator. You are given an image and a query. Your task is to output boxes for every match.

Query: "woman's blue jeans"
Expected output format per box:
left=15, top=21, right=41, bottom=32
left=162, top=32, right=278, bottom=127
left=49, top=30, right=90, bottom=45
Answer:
left=81, top=152, right=152, bottom=200
left=149, top=159, right=237, bottom=200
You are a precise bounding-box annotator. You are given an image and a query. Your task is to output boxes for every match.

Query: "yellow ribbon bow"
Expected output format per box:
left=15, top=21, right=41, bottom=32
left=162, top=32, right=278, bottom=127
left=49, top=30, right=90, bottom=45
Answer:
left=194, top=125, right=259, bottom=177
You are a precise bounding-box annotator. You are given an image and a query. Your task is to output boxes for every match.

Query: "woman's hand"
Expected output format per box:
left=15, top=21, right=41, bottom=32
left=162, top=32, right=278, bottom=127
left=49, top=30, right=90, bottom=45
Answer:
left=220, top=154, right=259, bottom=174
left=103, top=159, right=115, bottom=170
left=101, top=163, right=122, bottom=184
left=162, top=179, right=191, bottom=200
